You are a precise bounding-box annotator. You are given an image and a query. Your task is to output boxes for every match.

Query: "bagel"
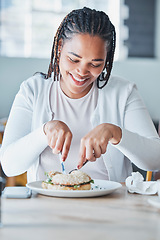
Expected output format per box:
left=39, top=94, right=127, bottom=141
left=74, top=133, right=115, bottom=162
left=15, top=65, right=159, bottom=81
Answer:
left=42, top=170, right=94, bottom=190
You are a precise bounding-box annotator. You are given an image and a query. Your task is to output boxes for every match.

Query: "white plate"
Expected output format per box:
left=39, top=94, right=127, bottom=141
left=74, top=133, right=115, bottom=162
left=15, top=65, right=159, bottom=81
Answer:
left=26, top=179, right=122, bottom=198
left=148, top=197, right=160, bottom=209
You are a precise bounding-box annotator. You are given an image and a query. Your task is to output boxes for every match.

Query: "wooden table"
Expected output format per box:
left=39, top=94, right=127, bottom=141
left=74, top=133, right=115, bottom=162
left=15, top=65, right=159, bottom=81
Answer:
left=0, top=185, right=160, bottom=240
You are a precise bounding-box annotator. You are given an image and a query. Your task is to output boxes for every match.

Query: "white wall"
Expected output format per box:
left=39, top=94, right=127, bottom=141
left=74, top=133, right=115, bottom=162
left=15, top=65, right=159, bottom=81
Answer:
left=0, top=57, right=49, bottom=119
left=0, top=56, right=160, bottom=121
left=112, top=59, right=160, bottom=121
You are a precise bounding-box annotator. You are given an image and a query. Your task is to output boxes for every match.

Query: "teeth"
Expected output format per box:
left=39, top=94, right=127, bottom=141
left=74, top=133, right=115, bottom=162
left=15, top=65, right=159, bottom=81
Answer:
left=72, top=75, right=87, bottom=82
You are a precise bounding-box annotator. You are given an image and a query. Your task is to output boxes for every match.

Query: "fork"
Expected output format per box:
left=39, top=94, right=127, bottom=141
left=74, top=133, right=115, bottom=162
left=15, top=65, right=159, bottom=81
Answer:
left=69, top=160, right=88, bottom=174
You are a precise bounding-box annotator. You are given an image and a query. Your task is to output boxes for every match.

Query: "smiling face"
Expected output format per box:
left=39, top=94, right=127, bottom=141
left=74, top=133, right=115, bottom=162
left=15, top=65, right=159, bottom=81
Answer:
left=59, top=34, right=107, bottom=99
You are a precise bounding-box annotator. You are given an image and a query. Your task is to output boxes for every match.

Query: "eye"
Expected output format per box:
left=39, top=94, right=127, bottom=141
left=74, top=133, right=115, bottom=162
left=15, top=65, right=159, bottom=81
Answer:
left=68, top=57, right=79, bottom=63
left=90, top=63, right=102, bottom=68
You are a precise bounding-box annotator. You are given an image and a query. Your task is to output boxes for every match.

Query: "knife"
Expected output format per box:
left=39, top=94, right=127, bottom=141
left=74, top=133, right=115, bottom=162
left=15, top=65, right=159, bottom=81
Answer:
left=59, top=152, right=66, bottom=174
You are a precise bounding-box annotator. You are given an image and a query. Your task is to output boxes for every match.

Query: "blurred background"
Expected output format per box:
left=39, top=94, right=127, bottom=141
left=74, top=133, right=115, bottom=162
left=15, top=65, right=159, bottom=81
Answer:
left=0, top=0, right=160, bottom=185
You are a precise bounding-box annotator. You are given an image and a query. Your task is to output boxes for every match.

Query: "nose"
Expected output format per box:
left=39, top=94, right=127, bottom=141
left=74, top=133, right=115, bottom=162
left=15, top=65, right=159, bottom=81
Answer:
left=76, top=63, right=89, bottom=76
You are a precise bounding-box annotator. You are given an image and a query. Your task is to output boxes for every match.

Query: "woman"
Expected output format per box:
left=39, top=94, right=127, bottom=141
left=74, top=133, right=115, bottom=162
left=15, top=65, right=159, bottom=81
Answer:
left=0, top=7, right=160, bottom=183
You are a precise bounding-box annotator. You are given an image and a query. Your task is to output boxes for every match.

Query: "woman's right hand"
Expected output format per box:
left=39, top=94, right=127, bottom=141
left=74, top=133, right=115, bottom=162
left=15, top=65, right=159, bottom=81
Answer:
left=44, top=120, right=72, bottom=161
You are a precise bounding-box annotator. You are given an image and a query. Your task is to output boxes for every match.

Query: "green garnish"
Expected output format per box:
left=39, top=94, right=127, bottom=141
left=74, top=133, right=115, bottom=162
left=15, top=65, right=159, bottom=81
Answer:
left=44, top=172, right=49, bottom=177
left=47, top=178, right=52, bottom=183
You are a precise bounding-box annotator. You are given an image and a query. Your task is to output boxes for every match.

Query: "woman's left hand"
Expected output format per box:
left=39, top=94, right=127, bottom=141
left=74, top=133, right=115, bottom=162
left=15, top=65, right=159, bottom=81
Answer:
left=78, top=123, right=122, bottom=168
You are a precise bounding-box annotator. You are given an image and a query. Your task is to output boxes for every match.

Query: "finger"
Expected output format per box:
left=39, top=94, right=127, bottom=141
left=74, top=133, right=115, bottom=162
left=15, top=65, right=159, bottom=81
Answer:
left=78, top=142, right=86, bottom=169
left=49, top=136, right=57, bottom=150
left=100, top=144, right=107, bottom=154
left=48, top=128, right=59, bottom=149
left=52, top=130, right=65, bottom=154
left=90, top=155, right=96, bottom=162
left=93, top=144, right=101, bottom=158
left=86, top=143, right=95, bottom=161
left=61, top=132, right=72, bottom=161
left=100, top=137, right=108, bottom=154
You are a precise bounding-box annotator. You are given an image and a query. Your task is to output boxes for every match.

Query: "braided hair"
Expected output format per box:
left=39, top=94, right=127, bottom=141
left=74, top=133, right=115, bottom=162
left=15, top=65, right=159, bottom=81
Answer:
left=47, top=7, right=116, bottom=89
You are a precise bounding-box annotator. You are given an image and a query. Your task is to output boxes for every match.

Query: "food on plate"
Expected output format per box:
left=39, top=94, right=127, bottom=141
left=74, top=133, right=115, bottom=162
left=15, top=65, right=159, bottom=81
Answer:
left=42, top=170, right=94, bottom=190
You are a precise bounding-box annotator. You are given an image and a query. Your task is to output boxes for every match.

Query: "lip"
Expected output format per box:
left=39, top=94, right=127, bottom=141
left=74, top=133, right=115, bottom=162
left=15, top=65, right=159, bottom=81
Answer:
left=69, top=73, right=90, bottom=86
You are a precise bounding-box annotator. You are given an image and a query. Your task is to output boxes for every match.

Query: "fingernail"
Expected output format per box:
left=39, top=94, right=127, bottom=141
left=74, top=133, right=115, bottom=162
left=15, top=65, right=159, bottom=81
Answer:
left=61, top=156, right=65, bottom=162
left=77, top=165, right=81, bottom=169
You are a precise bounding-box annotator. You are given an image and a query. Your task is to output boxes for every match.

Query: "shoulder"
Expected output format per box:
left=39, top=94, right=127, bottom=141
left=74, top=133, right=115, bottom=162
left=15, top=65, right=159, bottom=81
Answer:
left=99, top=75, right=137, bottom=96
left=19, top=73, right=53, bottom=96
left=21, top=73, right=52, bottom=90
left=108, top=75, right=135, bottom=90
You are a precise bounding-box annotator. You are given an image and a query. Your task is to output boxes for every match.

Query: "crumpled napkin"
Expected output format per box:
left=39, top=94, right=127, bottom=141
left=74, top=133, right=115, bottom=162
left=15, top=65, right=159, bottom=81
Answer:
left=125, top=172, right=158, bottom=195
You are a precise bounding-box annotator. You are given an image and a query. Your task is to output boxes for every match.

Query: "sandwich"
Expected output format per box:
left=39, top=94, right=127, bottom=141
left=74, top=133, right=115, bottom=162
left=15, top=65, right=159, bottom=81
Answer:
left=42, top=170, right=94, bottom=190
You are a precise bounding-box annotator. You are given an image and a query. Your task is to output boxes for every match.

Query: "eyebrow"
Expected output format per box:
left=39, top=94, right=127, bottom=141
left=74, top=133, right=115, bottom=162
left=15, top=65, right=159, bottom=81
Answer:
left=68, top=52, right=104, bottom=62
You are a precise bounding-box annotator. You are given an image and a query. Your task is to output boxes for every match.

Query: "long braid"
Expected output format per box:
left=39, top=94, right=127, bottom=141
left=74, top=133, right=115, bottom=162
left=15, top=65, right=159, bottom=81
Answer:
left=46, top=7, right=116, bottom=89
left=97, top=20, right=116, bottom=88
left=47, top=15, right=69, bottom=80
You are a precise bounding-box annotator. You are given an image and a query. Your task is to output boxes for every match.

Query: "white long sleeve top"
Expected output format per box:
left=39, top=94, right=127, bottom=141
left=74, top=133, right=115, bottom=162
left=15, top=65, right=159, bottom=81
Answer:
left=0, top=74, right=160, bottom=183
left=37, top=80, right=109, bottom=181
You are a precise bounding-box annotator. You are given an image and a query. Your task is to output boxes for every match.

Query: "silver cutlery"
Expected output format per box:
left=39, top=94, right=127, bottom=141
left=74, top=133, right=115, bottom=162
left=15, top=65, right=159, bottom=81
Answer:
left=59, top=152, right=66, bottom=174
left=69, top=160, right=88, bottom=174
